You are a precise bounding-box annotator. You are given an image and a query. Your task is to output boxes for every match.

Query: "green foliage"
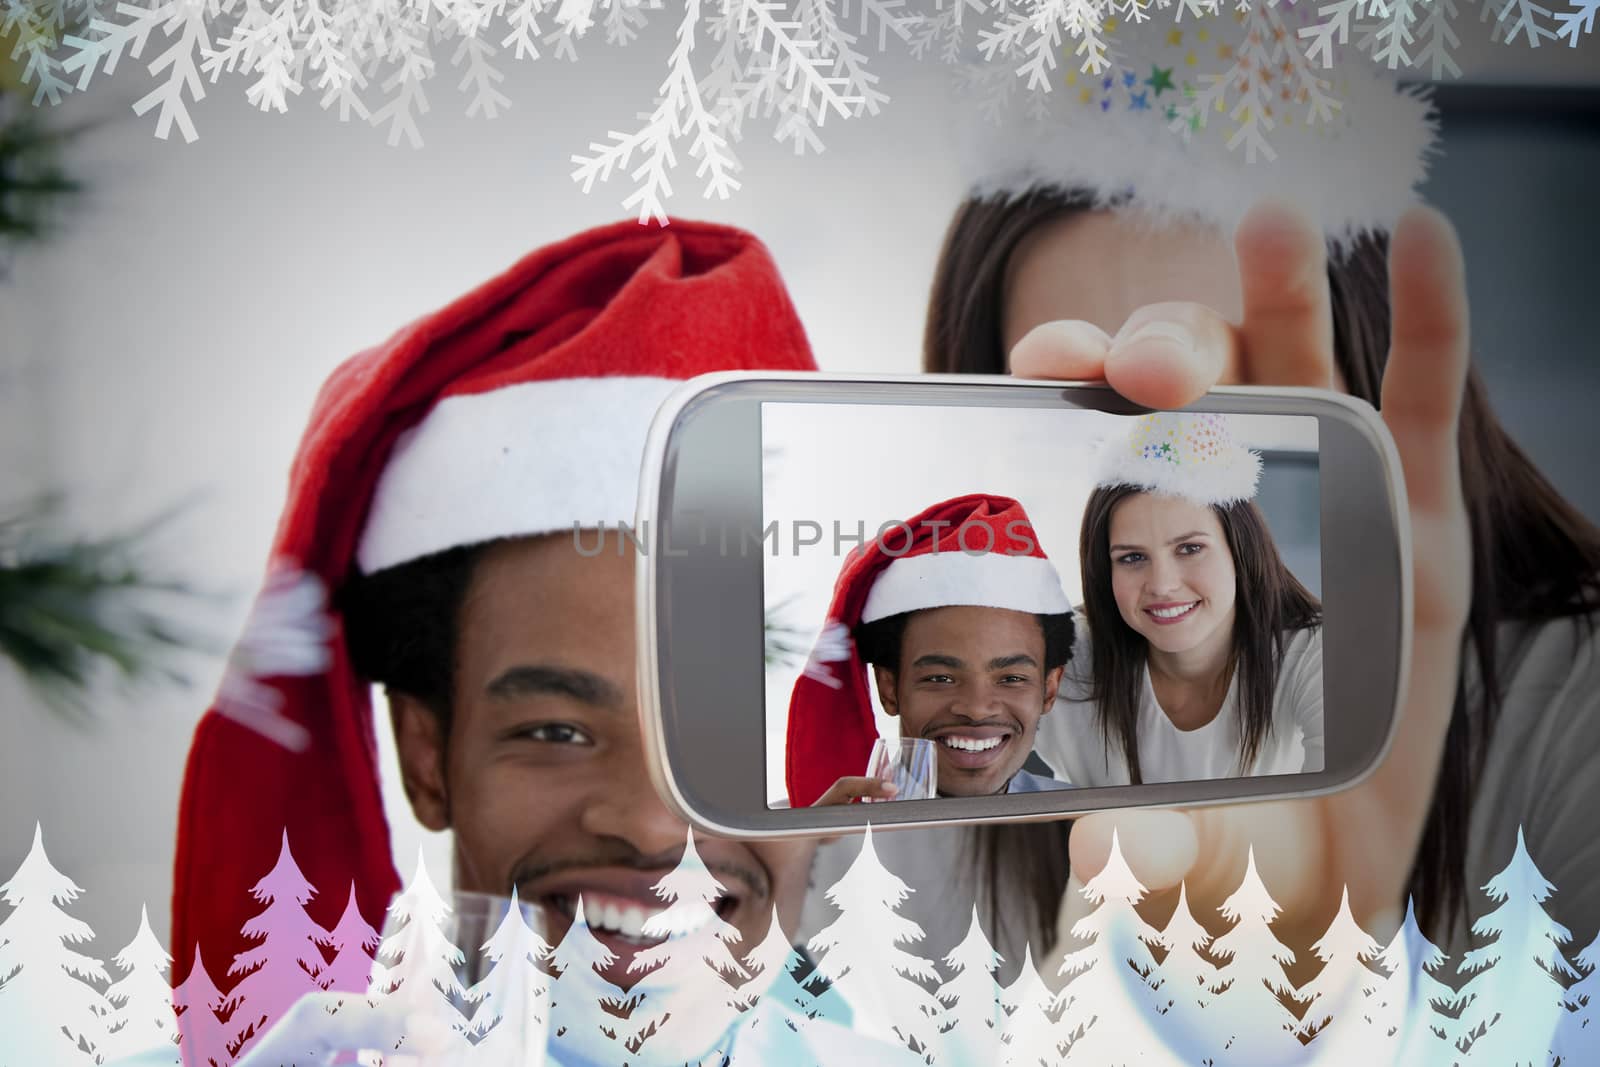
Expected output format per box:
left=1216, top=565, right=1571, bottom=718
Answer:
left=0, top=89, right=81, bottom=262
left=0, top=90, right=187, bottom=719
left=0, top=501, right=200, bottom=717
left=765, top=596, right=811, bottom=669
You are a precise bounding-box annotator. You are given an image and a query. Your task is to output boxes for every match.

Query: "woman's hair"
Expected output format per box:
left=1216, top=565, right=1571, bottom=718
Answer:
left=1077, top=486, right=1322, bottom=781
left=928, top=185, right=1600, bottom=943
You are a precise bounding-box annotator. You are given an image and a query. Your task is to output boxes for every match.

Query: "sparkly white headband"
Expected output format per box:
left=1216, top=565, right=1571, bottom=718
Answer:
left=1096, top=413, right=1263, bottom=506
left=955, top=10, right=1440, bottom=246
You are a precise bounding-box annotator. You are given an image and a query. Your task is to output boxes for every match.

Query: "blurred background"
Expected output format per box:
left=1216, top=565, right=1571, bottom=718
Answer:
left=0, top=11, right=1594, bottom=960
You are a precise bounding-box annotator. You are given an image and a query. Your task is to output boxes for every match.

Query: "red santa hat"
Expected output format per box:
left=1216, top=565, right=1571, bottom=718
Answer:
left=784, top=494, right=1071, bottom=808
left=171, top=220, right=817, bottom=995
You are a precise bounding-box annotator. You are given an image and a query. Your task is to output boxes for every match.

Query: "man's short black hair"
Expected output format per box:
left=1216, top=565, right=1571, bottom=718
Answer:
left=337, top=543, right=486, bottom=724
left=853, top=608, right=1075, bottom=676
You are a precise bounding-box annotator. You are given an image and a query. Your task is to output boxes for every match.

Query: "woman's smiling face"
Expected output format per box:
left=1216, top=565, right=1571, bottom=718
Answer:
left=1107, top=491, right=1238, bottom=660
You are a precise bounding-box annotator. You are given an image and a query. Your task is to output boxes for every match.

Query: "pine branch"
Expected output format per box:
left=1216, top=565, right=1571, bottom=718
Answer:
left=764, top=595, right=810, bottom=668
left=0, top=498, right=205, bottom=719
left=0, top=91, right=82, bottom=260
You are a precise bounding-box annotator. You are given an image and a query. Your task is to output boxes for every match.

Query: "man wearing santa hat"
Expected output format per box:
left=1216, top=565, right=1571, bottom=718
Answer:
left=140, top=220, right=926, bottom=1066
left=789, top=494, right=1077, bottom=805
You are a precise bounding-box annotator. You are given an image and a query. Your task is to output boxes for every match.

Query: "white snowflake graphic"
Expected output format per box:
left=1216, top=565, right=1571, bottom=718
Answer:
left=214, top=558, right=335, bottom=752
left=800, top=618, right=854, bottom=689
left=0, top=0, right=1591, bottom=214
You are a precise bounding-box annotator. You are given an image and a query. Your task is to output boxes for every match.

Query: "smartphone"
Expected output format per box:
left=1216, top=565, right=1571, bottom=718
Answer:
left=634, top=373, right=1411, bottom=837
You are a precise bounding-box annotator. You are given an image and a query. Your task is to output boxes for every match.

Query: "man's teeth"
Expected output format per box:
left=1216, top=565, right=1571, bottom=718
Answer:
left=590, top=902, right=659, bottom=940
left=1150, top=603, right=1198, bottom=619
left=941, top=736, right=1003, bottom=752
left=578, top=897, right=717, bottom=941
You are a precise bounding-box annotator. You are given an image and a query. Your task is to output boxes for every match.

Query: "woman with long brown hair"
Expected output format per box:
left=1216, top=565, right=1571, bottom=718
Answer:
left=933, top=182, right=1600, bottom=962
left=1045, top=413, right=1325, bottom=788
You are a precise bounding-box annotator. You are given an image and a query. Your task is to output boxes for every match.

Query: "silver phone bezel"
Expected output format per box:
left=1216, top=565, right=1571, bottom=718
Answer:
left=635, top=372, right=1412, bottom=839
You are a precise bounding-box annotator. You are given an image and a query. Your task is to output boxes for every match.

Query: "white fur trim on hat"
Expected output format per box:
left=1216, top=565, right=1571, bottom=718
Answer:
left=861, top=551, right=1072, bottom=624
left=1094, top=412, right=1262, bottom=507
left=357, top=375, right=679, bottom=572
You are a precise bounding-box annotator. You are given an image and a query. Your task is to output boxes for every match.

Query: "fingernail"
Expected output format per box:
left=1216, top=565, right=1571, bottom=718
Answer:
left=884, top=783, right=899, bottom=795
left=1052, top=320, right=1114, bottom=351
left=1119, top=321, right=1193, bottom=353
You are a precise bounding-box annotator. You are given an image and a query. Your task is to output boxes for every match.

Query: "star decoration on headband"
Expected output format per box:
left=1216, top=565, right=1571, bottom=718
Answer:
left=1058, top=3, right=1349, bottom=163
left=1096, top=412, right=1264, bottom=506
left=1089, top=62, right=1200, bottom=121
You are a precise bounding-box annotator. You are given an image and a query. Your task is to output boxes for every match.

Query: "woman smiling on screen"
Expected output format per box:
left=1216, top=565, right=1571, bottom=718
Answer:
left=1040, top=412, right=1324, bottom=787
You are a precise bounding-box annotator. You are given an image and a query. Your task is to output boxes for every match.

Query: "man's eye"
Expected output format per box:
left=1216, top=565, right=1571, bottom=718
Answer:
left=513, top=723, right=591, bottom=745
left=919, top=674, right=955, bottom=685
left=999, top=674, right=1031, bottom=685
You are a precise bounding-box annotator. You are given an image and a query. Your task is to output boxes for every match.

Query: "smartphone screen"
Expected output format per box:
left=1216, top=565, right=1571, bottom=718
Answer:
left=760, top=403, right=1321, bottom=810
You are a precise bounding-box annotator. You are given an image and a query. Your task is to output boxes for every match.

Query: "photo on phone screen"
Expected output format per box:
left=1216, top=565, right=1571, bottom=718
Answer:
left=761, top=403, right=1321, bottom=810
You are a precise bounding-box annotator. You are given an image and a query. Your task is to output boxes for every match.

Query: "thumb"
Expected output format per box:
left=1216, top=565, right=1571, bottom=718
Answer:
left=1182, top=801, right=1330, bottom=923
left=1067, top=810, right=1198, bottom=893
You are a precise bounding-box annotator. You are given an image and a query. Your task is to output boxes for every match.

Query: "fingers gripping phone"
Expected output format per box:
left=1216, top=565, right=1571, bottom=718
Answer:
left=634, top=373, right=1411, bottom=837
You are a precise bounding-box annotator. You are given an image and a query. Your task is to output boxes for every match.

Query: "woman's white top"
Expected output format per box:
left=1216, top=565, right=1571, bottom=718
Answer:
left=1035, top=618, right=1325, bottom=786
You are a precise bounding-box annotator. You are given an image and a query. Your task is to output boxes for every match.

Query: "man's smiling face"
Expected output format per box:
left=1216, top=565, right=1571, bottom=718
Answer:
left=390, top=533, right=816, bottom=989
left=872, top=605, right=1064, bottom=797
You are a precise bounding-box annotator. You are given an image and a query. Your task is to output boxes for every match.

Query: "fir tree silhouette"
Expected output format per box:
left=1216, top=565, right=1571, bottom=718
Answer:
left=317, top=882, right=383, bottom=1000
left=547, top=898, right=629, bottom=1064
left=1206, top=847, right=1305, bottom=1066
left=222, top=831, right=330, bottom=1058
left=103, top=905, right=181, bottom=1063
left=627, top=834, right=749, bottom=1065
left=1456, top=828, right=1579, bottom=1067
left=1055, top=830, right=1168, bottom=1065
left=0, top=823, right=110, bottom=1065
left=466, top=891, right=551, bottom=1063
left=733, top=907, right=820, bottom=1018
left=1554, top=927, right=1600, bottom=1067
left=1000, top=944, right=1060, bottom=1067
left=1149, top=883, right=1226, bottom=1067
left=376, top=848, right=474, bottom=1054
left=1364, top=899, right=1462, bottom=1067
left=728, top=908, right=839, bottom=1067
left=806, top=826, right=944, bottom=1059
left=933, top=906, right=1005, bottom=1066
left=1296, top=887, right=1382, bottom=1048
left=172, top=945, right=232, bottom=1067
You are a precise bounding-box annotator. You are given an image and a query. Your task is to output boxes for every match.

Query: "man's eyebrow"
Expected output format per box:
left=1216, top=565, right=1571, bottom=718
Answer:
left=1110, top=531, right=1211, bottom=552
left=989, top=654, right=1039, bottom=670
left=911, top=653, right=966, bottom=669
left=486, top=665, right=622, bottom=707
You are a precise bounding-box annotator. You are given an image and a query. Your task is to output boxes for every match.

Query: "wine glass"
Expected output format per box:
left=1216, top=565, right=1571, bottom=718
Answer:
left=866, top=737, right=938, bottom=801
